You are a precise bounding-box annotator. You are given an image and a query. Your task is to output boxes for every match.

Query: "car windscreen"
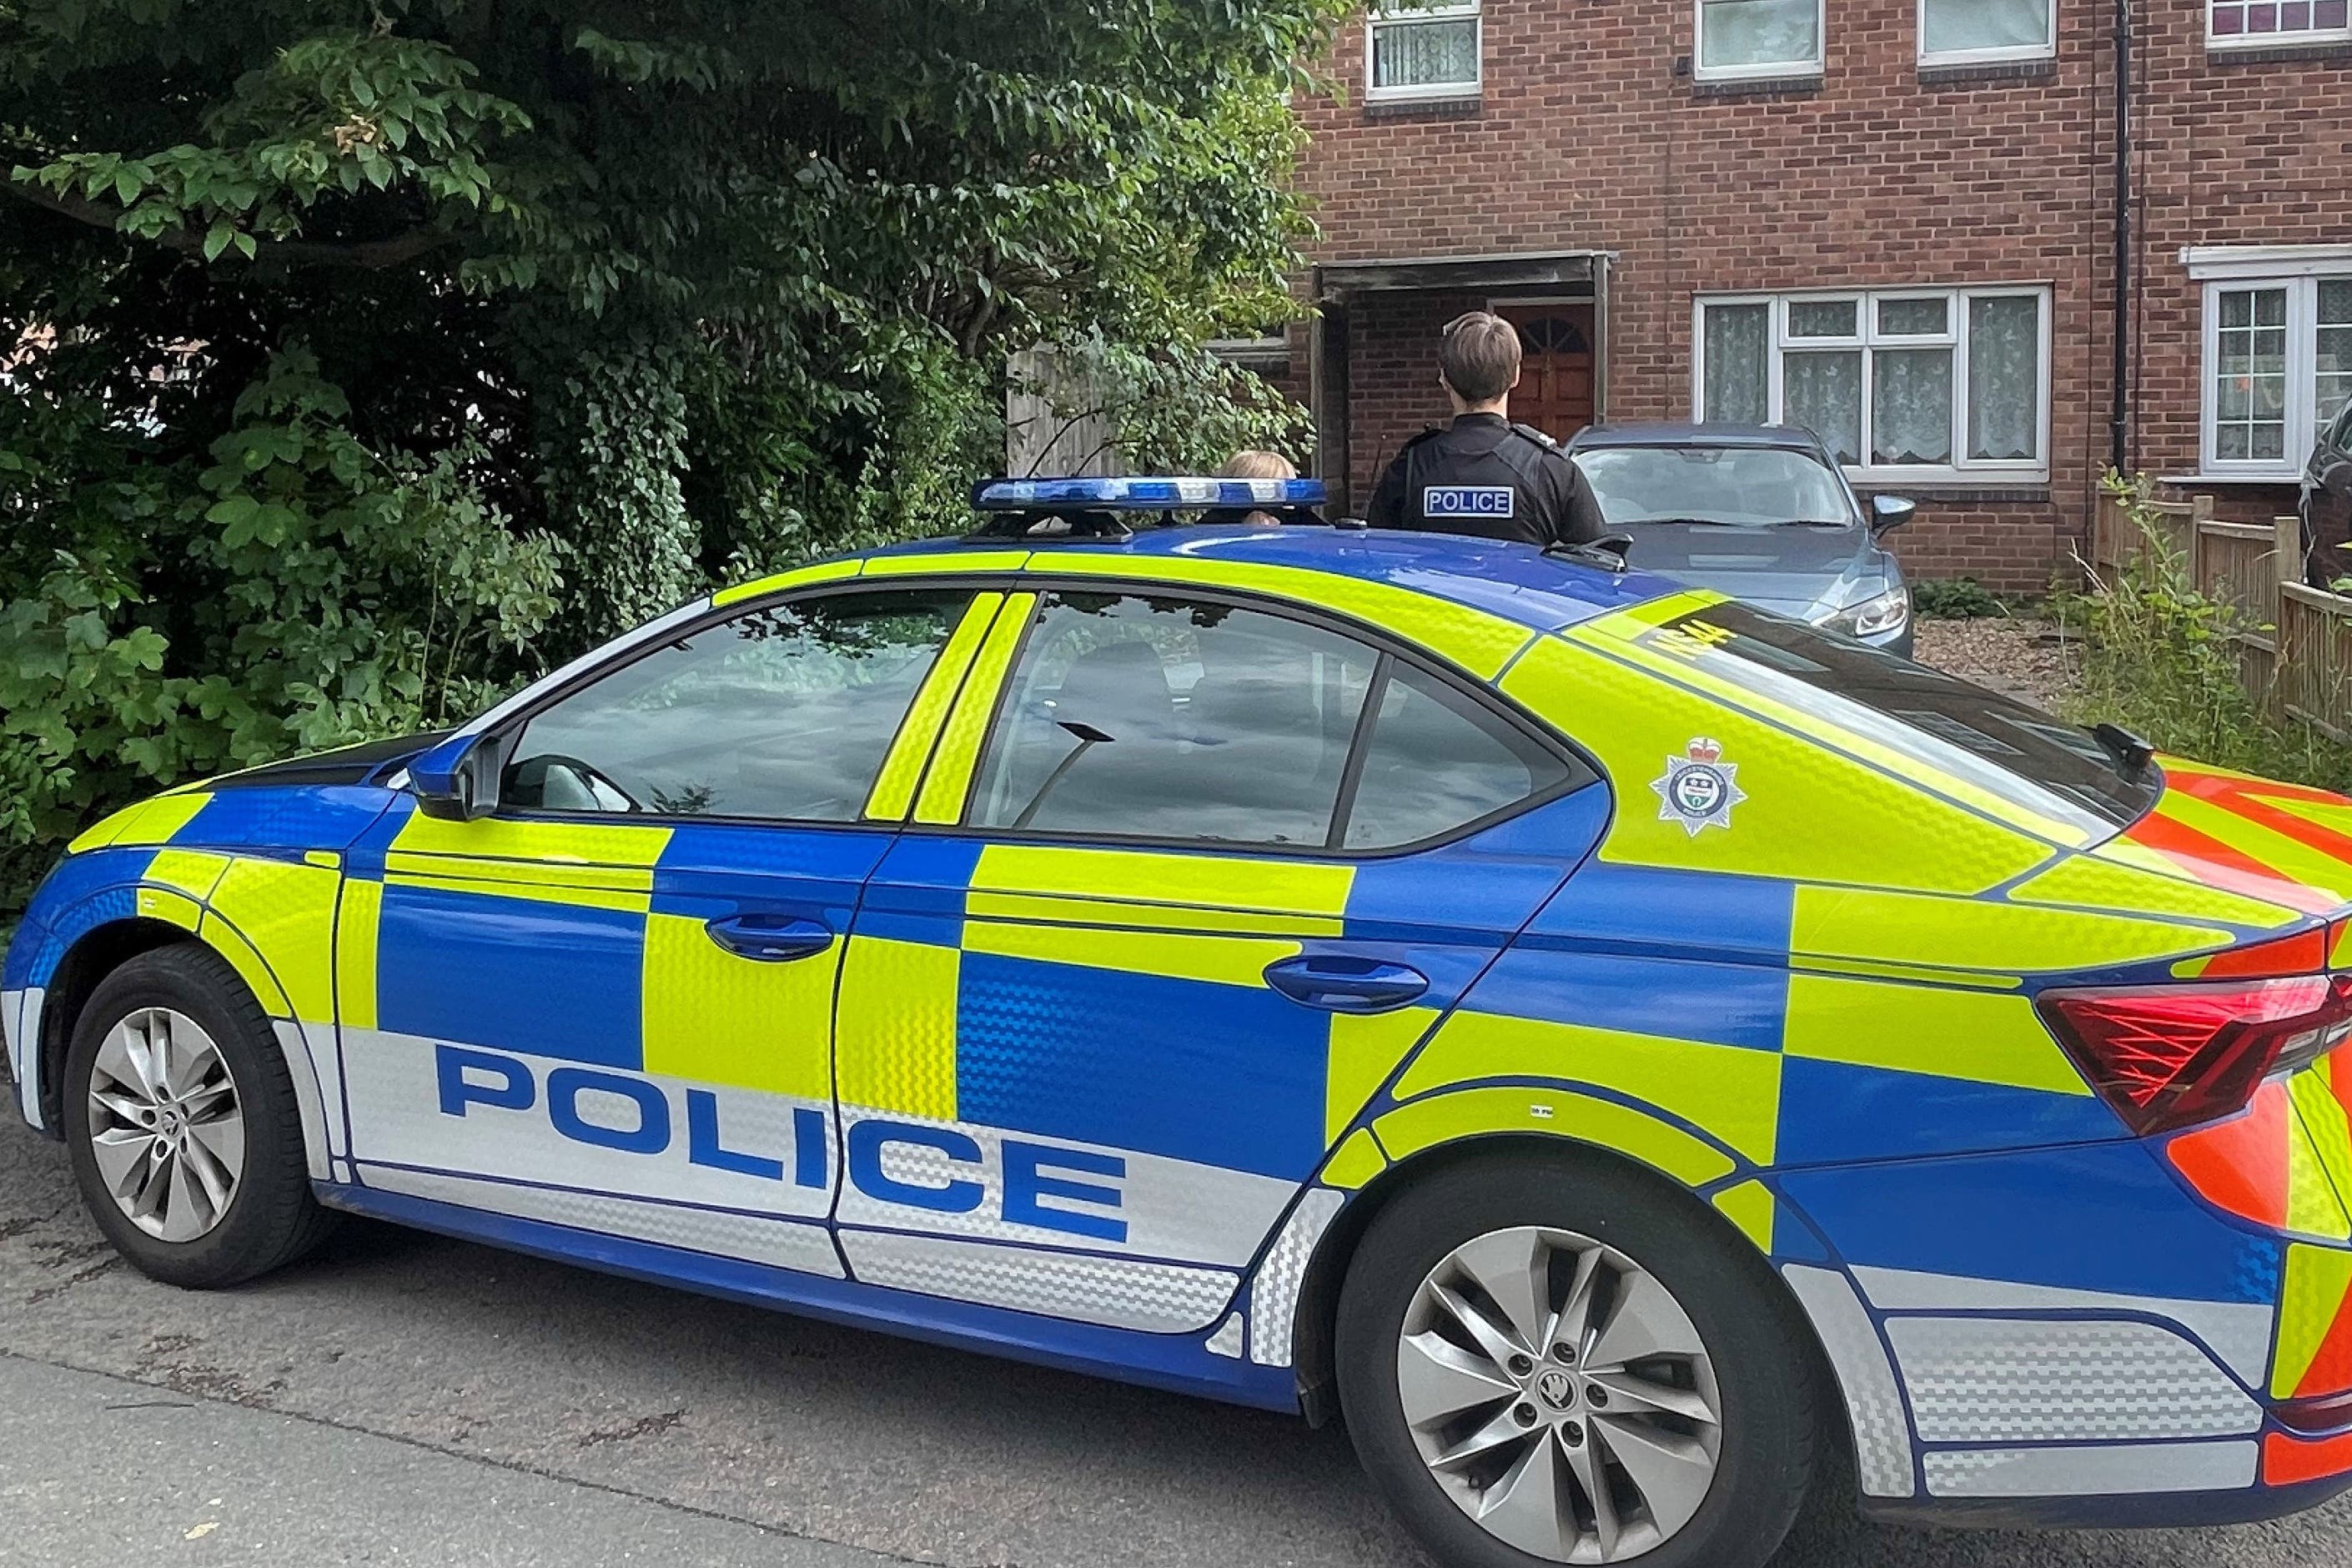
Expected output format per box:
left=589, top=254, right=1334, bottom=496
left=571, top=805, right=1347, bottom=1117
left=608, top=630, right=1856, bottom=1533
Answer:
left=1575, top=445, right=1854, bottom=527
left=1636, top=601, right=2164, bottom=830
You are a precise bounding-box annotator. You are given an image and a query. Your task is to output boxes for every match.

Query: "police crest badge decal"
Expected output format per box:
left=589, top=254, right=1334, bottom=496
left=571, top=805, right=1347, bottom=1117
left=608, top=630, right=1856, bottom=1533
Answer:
left=1652, top=736, right=1745, bottom=836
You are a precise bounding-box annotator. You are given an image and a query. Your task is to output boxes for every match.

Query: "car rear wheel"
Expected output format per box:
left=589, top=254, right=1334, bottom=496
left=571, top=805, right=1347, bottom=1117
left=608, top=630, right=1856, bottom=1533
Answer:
left=1335, top=1154, right=1817, bottom=1568
left=63, top=944, right=336, bottom=1288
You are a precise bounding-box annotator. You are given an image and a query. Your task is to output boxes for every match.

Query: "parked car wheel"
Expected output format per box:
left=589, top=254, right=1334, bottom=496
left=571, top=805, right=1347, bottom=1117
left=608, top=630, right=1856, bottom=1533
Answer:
left=1335, top=1154, right=1816, bottom=1568
left=63, top=944, right=335, bottom=1288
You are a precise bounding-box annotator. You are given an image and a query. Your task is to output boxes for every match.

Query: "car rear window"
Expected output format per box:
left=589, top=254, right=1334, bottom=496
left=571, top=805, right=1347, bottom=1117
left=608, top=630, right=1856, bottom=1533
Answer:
left=1638, top=601, right=2164, bottom=830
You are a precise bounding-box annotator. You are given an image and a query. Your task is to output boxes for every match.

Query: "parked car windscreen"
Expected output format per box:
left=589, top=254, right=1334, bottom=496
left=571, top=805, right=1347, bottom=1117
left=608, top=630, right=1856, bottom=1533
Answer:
left=1576, top=445, right=1854, bottom=527
left=1633, top=600, right=2165, bottom=830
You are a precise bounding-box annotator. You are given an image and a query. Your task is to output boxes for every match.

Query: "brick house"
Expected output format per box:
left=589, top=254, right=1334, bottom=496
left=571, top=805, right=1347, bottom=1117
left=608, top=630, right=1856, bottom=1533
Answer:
left=1275, top=0, right=2351, bottom=593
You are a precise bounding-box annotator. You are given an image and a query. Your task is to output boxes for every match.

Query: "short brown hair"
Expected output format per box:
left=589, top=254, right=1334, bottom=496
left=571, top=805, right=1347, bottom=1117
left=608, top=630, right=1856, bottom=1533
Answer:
left=1218, top=449, right=1297, bottom=480
left=1439, top=311, right=1521, bottom=403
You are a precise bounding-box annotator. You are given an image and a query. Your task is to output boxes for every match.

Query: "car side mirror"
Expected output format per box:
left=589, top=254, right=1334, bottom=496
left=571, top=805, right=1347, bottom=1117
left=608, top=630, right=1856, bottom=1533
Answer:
left=1868, top=494, right=1917, bottom=534
left=2324, top=460, right=2352, bottom=501
left=409, top=731, right=501, bottom=822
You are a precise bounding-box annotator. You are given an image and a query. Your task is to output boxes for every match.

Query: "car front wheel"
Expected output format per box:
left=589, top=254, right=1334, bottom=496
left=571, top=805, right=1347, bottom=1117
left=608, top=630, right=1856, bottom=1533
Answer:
left=1335, top=1153, right=1818, bottom=1568
left=63, top=944, right=336, bottom=1288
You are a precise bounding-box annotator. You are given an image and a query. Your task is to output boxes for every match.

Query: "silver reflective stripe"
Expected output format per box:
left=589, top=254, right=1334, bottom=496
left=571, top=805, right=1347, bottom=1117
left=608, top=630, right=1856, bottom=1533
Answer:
left=1852, top=1264, right=2275, bottom=1389
left=840, top=1229, right=1236, bottom=1332
left=358, top=1164, right=845, bottom=1277
left=1782, top=1264, right=1916, bottom=1498
left=1884, top=1317, right=2260, bottom=1443
left=1204, top=1313, right=1246, bottom=1359
left=1249, top=1188, right=1344, bottom=1367
left=7, top=988, right=45, bottom=1131
left=273, top=1020, right=333, bottom=1182
left=1924, top=1440, right=2258, bottom=1498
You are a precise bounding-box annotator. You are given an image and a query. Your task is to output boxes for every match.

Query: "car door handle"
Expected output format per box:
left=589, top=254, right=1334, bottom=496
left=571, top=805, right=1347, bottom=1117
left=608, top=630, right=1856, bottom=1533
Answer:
left=703, top=914, right=835, bottom=962
left=1263, top=954, right=1429, bottom=1013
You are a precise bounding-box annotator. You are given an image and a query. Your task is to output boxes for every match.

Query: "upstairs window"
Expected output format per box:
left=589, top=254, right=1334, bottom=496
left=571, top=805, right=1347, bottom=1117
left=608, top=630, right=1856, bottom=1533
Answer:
left=2209, top=0, right=2349, bottom=45
left=1920, top=0, right=2057, bottom=62
left=1367, top=1, right=1482, bottom=100
left=1694, top=288, right=2051, bottom=484
left=1696, top=0, right=1824, bottom=80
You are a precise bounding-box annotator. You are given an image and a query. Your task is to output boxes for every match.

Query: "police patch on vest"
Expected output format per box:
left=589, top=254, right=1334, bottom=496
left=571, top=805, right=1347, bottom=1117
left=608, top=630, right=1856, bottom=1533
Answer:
left=1422, top=485, right=1515, bottom=520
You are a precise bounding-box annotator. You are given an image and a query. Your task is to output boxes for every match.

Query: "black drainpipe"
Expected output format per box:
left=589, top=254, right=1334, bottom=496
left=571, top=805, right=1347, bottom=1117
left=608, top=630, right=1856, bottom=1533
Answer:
left=2110, top=0, right=2133, bottom=475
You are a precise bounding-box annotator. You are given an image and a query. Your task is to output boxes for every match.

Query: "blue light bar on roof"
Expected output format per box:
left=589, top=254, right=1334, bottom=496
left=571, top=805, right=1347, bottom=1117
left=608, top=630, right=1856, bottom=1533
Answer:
left=972, top=475, right=1328, bottom=512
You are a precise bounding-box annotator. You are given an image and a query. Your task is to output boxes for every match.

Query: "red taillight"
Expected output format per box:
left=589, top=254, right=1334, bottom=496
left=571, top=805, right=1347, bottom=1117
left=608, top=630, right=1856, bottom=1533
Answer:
left=2035, top=975, right=2352, bottom=1137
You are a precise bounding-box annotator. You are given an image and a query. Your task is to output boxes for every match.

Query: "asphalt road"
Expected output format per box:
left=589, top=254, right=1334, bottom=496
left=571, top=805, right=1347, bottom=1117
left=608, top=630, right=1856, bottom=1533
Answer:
left=3, top=1115, right=2347, bottom=1568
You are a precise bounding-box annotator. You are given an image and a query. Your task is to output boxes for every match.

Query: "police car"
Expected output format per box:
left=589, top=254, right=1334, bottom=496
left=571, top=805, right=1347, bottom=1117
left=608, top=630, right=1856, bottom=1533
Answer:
left=10, top=475, right=2352, bottom=1568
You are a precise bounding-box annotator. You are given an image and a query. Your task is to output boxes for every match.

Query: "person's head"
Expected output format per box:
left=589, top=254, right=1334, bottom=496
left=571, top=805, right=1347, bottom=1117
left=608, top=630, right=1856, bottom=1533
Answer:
left=1219, top=450, right=1297, bottom=481
left=1439, top=311, right=1522, bottom=415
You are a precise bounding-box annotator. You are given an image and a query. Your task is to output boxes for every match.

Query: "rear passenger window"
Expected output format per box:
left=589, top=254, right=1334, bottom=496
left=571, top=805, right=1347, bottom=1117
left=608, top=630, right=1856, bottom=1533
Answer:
left=1344, top=666, right=1575, bottom=850
left=971, top=592, right=1378, bottom=846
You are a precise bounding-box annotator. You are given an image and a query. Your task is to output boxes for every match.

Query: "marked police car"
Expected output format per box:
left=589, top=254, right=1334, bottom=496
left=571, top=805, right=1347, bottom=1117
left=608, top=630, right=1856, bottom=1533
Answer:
left=13, top=476, right=2352, bottom=1568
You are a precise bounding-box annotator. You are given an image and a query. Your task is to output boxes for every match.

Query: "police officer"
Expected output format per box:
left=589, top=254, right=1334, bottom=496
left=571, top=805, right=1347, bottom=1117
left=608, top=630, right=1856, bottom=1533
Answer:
left=1365, top=310, right=1604, bottom=548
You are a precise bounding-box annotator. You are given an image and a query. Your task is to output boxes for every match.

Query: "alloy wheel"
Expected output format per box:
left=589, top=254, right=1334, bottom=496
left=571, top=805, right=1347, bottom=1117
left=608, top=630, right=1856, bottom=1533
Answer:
left=84, top=1007, right=247, bottom=1243
left=1395, top=1224, right=1722, bottom=1563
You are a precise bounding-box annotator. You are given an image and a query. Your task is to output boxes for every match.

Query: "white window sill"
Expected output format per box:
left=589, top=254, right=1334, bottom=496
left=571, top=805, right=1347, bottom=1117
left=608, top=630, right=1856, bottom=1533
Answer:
left=1691, top=64, right=1825, bottom=83
left=1364, top=84, right=1483, bottom=103
left=1840, top=467, right=2051, bottom=489
left=2206, top=30, right=2352, bottom=48
left=1917, top=46, right=2056, bottom=65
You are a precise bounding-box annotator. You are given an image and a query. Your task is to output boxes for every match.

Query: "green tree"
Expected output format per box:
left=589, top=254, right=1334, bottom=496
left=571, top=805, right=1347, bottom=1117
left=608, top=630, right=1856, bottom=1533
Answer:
left=0, top=0, right=1336, bottom=914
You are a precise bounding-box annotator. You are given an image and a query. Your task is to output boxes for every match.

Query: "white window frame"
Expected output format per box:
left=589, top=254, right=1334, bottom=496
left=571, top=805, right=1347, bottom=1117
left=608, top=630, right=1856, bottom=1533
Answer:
left=2206, top=0, right=2352, bottom=49
left=1693, top=0, right=1827, bottom=81
left=1917, top=0, right=2058, bottom=64
left=1690, top=285, right=2054, bottom=486
left=1365, top=0, right=1483, bottom=102
left=2195, top=275, right=2352, bottom=478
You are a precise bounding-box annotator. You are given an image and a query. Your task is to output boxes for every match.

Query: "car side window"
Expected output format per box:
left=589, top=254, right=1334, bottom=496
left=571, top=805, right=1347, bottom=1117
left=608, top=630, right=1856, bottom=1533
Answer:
left=500, top=589, right=973, bottom=822
left=970, top=591, right=1379, bottom=846
left=1343, top=664, right=1577, bottom=850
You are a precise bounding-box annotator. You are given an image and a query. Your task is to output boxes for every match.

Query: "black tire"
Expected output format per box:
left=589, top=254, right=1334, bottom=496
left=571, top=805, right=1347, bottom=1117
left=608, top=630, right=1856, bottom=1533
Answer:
left=1335, top=1152, right=1818, bottom=1568
left=62, top=943, right=337, bottom=1288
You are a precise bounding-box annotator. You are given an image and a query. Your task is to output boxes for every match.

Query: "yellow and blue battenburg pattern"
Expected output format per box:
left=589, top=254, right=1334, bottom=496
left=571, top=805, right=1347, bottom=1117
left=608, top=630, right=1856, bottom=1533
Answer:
left=18, top=522, right=2352, bottom=1515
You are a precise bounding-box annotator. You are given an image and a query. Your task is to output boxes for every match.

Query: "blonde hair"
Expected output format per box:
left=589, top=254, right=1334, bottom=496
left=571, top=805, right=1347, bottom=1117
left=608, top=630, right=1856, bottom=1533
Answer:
left=1218, top=450, right=1297, bottom=481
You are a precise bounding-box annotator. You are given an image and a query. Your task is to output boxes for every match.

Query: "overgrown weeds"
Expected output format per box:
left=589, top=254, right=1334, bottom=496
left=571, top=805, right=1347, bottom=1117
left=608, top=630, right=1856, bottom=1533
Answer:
left=2060, top=474, right=2352, bottom=792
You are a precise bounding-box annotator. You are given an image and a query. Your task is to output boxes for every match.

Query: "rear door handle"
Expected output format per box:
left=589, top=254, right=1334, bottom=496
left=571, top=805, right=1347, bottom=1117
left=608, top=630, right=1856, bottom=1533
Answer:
left=1263, top=954, right=1429, bottom=1013
left=704, top=913, right=835, bottom=962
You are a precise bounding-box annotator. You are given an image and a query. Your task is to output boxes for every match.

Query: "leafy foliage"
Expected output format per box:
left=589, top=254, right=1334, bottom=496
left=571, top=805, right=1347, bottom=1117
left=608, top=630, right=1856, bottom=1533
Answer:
left=0, top=345, right=557, bottom=912
left=1910, top=576, right=2008, bottom=621
left=0, top=0, right=1339, bottom=918
left=2061, top=474, right=2352, bottom=792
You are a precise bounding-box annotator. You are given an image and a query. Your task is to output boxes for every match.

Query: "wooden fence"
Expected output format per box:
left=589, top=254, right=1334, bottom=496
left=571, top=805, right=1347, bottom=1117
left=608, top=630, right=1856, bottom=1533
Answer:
left=2089, top=490, right=2352, bottom=741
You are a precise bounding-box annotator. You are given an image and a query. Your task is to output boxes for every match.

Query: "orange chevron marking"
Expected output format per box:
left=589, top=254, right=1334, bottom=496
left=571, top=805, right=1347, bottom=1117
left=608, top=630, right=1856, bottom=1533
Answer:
left=2127, top=811, right=2341, bottom=916
left=2298, top=1287, right=2352, bottom=1399
left=2264, top=1430, right=2352, bottom=1485
left=2166, top=1083, right=2293, bottom=1230
left=2199, top=927, right=2330, bottom=977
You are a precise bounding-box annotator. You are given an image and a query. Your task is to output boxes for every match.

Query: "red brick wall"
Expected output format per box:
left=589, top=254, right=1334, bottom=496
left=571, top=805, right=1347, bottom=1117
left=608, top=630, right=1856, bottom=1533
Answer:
left=2131, top=17, right=2351, bottom=510
left=1287, top=0, right=2351, bottom=594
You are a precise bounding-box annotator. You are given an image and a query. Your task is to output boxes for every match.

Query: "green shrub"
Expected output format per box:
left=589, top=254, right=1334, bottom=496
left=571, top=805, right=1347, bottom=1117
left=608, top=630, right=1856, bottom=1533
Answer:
left=1911, top=577, right=2007, bottom=620
left=2061, top=475, right=2352, bottom=792
left=0, top=350, right=558, bottom=919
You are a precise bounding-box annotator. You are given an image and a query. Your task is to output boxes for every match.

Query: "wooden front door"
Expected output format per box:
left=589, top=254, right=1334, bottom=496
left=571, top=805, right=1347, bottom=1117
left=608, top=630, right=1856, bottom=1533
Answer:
left=1495, top=303, right=1596, bottom=443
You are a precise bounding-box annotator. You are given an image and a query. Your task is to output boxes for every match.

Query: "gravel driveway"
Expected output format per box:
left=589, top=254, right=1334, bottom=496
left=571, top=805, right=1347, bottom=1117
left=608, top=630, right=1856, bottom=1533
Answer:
left=1913, top=616, right=2078, bottom=713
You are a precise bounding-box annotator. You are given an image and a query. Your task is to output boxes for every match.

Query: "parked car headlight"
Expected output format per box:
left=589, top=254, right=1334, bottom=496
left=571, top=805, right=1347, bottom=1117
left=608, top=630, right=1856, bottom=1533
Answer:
left=1813, top=585, right=1910, bottom=639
